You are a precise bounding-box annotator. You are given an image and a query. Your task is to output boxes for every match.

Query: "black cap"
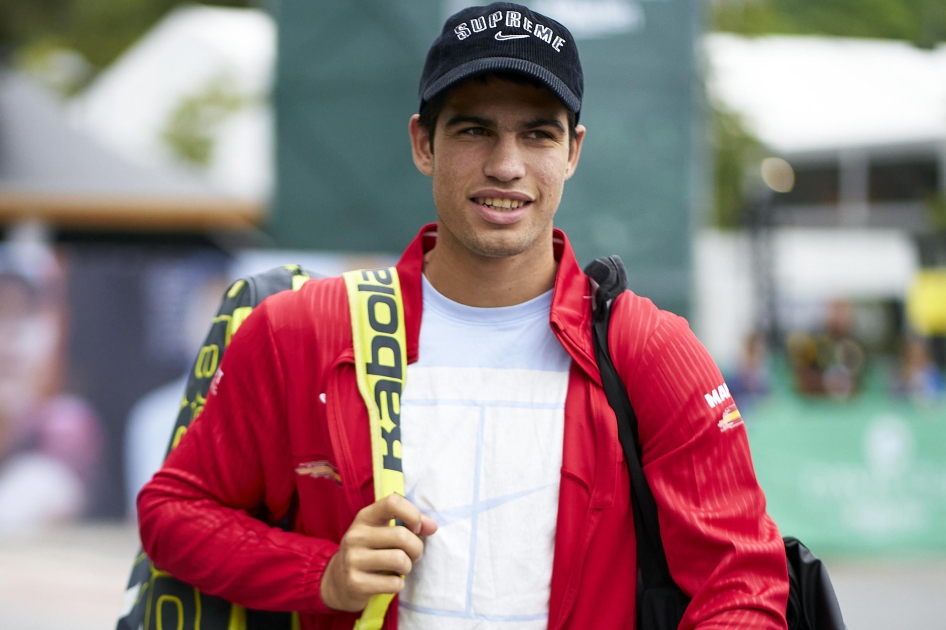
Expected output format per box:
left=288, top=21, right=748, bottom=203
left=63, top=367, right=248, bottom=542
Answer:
left=419, top=3, right=583, bottom=119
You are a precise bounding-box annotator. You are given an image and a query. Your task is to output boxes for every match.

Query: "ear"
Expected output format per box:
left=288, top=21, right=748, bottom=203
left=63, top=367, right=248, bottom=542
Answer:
left=409, top=114, right=434, bottom=177
left=564, top=123, right=586, bottom=180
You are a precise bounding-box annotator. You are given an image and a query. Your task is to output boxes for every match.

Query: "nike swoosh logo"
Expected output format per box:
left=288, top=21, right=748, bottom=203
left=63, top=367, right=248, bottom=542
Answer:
left=494, top=31, right=530, bottom=41
left=406, top=483, right=553, bottom=526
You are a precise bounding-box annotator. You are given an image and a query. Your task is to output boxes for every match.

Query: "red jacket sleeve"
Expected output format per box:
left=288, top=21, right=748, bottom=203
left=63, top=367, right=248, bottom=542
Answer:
left=137, top=301, right=338, bottom=614
left=613, top=300, right=789, bottom=629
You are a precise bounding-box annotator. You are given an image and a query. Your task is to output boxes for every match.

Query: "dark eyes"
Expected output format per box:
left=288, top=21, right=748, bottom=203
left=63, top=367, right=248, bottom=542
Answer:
left=525, top=130, right=555, bottom=140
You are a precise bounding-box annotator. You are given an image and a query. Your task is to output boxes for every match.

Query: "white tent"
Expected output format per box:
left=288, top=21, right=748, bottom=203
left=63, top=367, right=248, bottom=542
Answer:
left=705, top=34, right=946, bottom=154
left=69, top=6, right=275, bottom=203
left=0, top=70, right=259, bottom=231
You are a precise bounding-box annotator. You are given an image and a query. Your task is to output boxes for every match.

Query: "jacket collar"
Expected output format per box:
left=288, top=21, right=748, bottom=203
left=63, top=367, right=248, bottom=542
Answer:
left=395, top=223, right=601, bottom=385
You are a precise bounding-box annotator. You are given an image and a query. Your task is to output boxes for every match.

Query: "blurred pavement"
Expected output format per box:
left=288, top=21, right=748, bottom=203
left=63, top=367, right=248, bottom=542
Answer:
left=827, top=557, right=946, bottom=629
left=0, top=524, right=944, bottom=629
left=0, top=524, right=139, bottom=630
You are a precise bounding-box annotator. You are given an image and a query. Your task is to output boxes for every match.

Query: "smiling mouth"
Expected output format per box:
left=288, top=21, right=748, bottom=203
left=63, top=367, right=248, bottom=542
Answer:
left=473, top=197, right=531, bottom=210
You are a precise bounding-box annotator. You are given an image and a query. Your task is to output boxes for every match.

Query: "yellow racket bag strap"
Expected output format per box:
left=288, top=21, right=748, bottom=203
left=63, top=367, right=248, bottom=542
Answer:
left=342, top=267, right=408, bottom=630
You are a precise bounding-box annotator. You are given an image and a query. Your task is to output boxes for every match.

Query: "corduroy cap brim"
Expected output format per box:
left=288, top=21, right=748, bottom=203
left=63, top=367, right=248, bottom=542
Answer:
left=421, top=56, right=581, bottom=113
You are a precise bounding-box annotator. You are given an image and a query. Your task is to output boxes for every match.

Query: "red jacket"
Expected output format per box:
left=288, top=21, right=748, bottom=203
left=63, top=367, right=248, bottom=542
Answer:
left=139, top=225, right=788, bottom=629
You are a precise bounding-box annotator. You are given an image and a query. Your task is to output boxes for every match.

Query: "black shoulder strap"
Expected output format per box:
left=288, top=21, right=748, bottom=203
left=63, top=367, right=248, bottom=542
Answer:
left=584, top=256, right=682, bottom=595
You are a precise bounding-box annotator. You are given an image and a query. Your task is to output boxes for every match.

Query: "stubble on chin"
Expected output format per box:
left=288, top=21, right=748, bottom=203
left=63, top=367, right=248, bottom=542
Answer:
left=453, top=223, right=538, bottom=259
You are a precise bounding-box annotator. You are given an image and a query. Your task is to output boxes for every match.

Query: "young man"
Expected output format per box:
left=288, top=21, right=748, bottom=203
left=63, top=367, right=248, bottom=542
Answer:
left=138, top=3, right=789, bottom=629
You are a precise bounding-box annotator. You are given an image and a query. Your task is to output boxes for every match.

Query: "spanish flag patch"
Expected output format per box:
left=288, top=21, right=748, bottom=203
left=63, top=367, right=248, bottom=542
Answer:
left=718, top=404, right=743, bottom=432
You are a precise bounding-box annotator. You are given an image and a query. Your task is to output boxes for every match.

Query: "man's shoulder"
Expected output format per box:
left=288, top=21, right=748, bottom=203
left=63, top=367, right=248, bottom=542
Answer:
left=611, top=289, right=683, bottom=338
left=607, top=289, right=699, bottom=375
left=254, top=275, right=351, bottom=346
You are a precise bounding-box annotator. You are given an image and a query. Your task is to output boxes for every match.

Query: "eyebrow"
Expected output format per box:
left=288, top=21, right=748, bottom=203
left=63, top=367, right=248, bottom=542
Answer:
left=444, top=115, right=495, bottom=129
left=443, top=114, right=566, bottom=134
left=519, top=117, right=566, bottom=133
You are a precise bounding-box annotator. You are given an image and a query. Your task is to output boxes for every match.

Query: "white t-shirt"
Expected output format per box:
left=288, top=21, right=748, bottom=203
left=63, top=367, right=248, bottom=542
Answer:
left=398, top=275, right=572, bottom=630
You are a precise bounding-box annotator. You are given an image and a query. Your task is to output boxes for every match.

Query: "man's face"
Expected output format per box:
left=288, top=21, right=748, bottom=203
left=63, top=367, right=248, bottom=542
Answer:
left=410, top=76, right=584, bottom=259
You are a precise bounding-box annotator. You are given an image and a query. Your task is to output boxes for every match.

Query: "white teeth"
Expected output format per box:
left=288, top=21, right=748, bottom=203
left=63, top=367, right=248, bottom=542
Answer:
left=475, top=197, right=527, bottom=210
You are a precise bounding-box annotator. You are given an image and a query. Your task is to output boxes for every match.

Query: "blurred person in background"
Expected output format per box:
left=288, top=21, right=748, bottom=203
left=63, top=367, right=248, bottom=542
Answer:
left=725, top=330, right=770, bottom=409
left=890, top=335, right=945, bottom=403
left=787, top=299, right=865, bottom=400
left=0, top=241, right=103, bottom=533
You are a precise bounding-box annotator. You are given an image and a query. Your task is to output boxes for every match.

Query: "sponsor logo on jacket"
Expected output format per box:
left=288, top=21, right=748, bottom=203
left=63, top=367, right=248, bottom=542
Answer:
left=295, top=460, right=341, bottom=484
left=703, top=383, right=732, bottom=409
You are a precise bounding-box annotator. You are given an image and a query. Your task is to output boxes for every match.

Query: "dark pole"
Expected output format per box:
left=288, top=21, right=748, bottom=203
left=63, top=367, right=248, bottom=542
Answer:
left=748, top=187, right=778, bottom=350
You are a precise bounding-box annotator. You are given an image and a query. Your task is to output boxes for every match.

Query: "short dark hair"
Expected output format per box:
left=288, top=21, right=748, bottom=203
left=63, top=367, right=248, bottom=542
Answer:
left=417, top=71, right=578, bottom=152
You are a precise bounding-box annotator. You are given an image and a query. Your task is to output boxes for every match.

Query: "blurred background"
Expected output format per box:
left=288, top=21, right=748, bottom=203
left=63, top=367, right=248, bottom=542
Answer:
left=0, top=0, right=945, bottom=628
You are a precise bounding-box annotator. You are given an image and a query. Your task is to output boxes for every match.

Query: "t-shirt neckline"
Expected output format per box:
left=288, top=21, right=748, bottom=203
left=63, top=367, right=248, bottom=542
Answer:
left=421, top=274, right=553, bottom=325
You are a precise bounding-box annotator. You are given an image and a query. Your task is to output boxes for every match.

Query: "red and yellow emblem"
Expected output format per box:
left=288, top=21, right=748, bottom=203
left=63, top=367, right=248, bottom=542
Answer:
left=294, top=460, right=341, bottom=484
left=718, top=404, right=744, bottom=432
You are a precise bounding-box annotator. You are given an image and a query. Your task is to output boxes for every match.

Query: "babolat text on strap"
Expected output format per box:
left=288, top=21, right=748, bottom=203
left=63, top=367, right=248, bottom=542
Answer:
left=342, top=267, right=408, bottom=630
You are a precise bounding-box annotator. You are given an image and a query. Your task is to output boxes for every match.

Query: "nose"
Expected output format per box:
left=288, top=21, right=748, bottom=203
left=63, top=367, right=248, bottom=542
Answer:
left=482, top=133, right=525, bottom=182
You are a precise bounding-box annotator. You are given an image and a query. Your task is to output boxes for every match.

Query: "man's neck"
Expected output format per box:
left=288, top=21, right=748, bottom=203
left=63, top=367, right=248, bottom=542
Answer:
left=423, top=224, right=558, bottom=308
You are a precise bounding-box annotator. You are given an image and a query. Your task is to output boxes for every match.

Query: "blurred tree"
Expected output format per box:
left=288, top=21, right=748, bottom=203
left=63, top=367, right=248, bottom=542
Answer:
left=711, top=102, right=763, bottom=229
left=712, top=0, right=946, bottom=48
left=0, top=0, right=258, bottom=72
left=162, top=74, right=248, bottom=166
